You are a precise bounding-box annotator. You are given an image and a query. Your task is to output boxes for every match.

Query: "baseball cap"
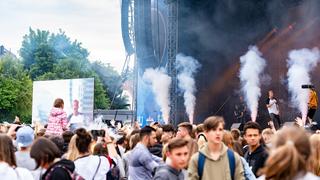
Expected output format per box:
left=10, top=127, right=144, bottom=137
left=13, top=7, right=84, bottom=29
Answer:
left=16, top=126, right=34, bottom=147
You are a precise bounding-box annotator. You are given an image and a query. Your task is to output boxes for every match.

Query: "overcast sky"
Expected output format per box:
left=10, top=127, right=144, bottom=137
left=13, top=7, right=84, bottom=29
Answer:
left=0, top=0, right=126, bottom=72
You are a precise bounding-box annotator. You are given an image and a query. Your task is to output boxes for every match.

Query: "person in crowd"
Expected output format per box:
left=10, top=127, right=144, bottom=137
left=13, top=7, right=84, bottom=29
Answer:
left=0, top=134, right=33, bottom=180
left=115, top=136, right=127, bottom=158
left=176, top=122, right=198, bottom=163
left=223, top=131, right=256, bottom=180
left=231, top=128, right=242, bottom=143
left=49, top=136, right=65, bottom=157
left=106, top=134, right=126, bottom=179
left=13, top=116, right=22, bottom=125
left=188, top=116, right=244, bottom=180
left=30, top=137, right=76, bottom=180
left=128, top=126, right=160, bottom=180
left=266, top=90, right=282, bottom=130
left=234, top=95, right=248, bottom=124
left=261, top=128, right=274, bottom=149
left=307, top=133, right=320, bottom=176
left=149, top=127, right=164, bottom=157
left=153, top=138, right=189, bottom=180
left=195, top=124, right=207, bottom=149
left=68, top=99, right=85, bottom=131
left=161, top=124, right=175, bottom=145
left=64, top=134, right=79, bottom=161
left=93, top=142, right=121, bottom=180
left=259, top=127, right=319, bottom=180
left=46, top=98, right=68, bottom=136
left=6, top=123, right=20, bottom=142
left=62, top=130, right=74, bottom=154
left=0, top=124, right=8, bottom=133
left=15, top=126, right=36, bottom=170
left=123, top=132, right=140, bottom=179
left=243, top=122, right=268, bottom=177
left=74, top=128, right=110, bottom=179
left=36, top=128, right=46, bottom=138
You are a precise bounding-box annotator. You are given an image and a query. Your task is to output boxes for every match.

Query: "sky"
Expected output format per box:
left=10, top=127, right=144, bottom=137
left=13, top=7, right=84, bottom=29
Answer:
left=0, top=0, right=126, bottom=72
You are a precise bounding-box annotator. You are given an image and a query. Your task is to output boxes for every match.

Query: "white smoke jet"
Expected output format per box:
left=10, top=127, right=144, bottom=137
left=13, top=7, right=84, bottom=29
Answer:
left=143, top=68, right=171, bottom=124
left=239, top=46, right=266, bottom=122
left=287, top=48, right=320, bottom=124
left=176, top=53, right=201, bottom=124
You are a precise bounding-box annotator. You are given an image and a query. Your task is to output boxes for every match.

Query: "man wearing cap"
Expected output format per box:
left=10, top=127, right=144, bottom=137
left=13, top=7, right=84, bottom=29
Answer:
left=15, top=126, right=36, bottom=170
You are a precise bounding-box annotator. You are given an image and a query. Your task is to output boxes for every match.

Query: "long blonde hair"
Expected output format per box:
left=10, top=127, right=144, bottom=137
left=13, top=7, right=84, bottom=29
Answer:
left=65, top=135, right=79, bottom=161
left=262, top=127, right=311, bottom=180
left=308, top=134, right=320, bottom=176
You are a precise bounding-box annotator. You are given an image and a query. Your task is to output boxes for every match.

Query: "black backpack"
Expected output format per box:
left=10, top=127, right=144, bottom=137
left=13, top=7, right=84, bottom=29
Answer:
left=44, top=164, right=85, bottom=180
left=105, top=155, right=120, bottom=180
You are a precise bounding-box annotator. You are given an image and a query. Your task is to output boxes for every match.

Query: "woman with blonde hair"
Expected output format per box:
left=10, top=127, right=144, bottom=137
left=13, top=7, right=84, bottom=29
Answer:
left=307, top=133, right=320, bottom=176
left=259, top=127, right=318, bottom=180
left=64, top=134, right=79, bottom=161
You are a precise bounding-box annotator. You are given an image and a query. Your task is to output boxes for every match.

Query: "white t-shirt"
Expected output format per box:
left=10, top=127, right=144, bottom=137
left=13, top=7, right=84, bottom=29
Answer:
left=266, top=98, right=279, bottom=115
left=31, top=168, right=46, bottom=180
left=74, top=155, right=110, bottom=180
left=15, top=151, right=36, bottom=171
left=69, top=114, right=85, bottom=124
left=0, top=162, right=34, bottom=180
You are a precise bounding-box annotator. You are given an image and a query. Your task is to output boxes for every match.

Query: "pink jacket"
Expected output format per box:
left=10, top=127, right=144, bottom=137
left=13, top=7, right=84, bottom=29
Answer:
left=46, top=107, right=68, bottom=136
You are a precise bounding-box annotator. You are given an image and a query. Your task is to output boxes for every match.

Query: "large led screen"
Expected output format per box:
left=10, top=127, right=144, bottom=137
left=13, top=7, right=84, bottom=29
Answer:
left=32, top=78, right=94, bottom=125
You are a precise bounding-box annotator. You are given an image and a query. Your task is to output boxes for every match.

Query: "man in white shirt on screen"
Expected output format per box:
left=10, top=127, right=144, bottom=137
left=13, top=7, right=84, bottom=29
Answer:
left=68, top=99, right=85, bottom=131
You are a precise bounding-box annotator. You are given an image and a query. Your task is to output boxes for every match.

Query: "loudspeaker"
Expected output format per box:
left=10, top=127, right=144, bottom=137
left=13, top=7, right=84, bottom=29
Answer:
left=230, top=123, right=244, bottom=131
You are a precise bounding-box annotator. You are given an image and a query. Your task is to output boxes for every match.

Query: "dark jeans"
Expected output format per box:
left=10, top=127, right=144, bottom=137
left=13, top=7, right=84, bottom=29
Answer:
left=308, top=108, right=316, bottom=119
left=269, top=113, right=281, bottom=130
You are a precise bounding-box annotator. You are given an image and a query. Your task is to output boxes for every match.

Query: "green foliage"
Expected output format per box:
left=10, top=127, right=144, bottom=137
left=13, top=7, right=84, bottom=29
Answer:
left=0, top=55, right=32, bottom=123
left=93, top=75, right=111, bottom=109
left=36, top=58, right=111, bottom=110
left=20, top=28, right=51, bottom=70
left=49, top=30, right=89, bottom=60
left=0, top=28, right=128, bottom=123
left=21, top=28, right=111, bottom=109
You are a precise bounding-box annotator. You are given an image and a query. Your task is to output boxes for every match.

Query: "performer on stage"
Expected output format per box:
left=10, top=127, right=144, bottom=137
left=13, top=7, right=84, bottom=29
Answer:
left=307, top=87, right=318, bottom=123
left=266, top=90, right=281, bottom=130
left=234, top=95, right=247, bottom=124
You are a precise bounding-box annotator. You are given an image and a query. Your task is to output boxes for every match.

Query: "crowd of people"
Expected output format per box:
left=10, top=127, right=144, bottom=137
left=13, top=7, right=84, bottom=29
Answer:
left=0, top=98, right=320, bottom=180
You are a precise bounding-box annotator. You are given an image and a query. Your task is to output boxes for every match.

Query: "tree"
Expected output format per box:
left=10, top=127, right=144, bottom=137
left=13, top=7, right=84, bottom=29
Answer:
left=49, top=29, right=89, bottom=60
left=91, top=61, right=129, bottom=109
left=20, top=28, right=111, bottom=110
left=37, top=58, right=110, bottom=109
left=20, top=28, right=52, bottom=70
left=29, top=43, right=56, bottom=79
left=0, top=55, right=32, bottom=123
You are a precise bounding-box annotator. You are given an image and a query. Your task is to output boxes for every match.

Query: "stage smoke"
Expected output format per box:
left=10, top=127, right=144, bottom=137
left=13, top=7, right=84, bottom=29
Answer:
left=143, top=68, right=171, bottom=124
left=176, top=53, right=201, bottom=124
left=287, top=48, right=320, bottom=124
left=239, top=46, right=266, bottom=122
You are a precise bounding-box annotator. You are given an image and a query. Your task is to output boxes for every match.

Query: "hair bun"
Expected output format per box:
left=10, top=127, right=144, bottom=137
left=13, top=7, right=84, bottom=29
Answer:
left=75, top=128, right=88, bottom=138
left=75, top=128, right=92, bottom=153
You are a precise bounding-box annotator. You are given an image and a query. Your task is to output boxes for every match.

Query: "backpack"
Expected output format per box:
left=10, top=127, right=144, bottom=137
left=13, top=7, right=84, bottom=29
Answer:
left=197, top=148, right=235, bottom=180
left=44, top=164, right=85, bottom=180
left=198, top=133, right=207, bottom=142
left=105, top=155, right=120, bottom=180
